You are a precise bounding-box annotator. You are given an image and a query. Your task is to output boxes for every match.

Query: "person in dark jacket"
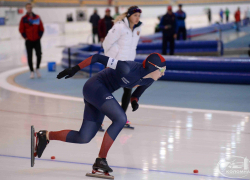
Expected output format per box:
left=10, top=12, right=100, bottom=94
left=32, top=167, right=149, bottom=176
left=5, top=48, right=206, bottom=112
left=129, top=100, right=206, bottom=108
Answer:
left=98, top=8, right=114, bottom=42
left=159, top=5, right=177, bottom=55
left=89, top=9, right=100, bottom=43
left=19, top=3, right=44, bottom=79
left=175, top=4, right=186, bottom=40
left=207, top=8, right=212, bottom=24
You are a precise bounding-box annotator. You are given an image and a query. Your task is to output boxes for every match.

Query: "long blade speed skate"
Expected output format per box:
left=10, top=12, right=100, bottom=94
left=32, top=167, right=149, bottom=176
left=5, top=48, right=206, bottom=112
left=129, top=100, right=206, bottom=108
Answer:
left=99, top=124, right=105, bottom=132
left=86, top=169, right=114, bottom=179
left=31, top=126, right=49, bottom=167
left=31, top=125, right=37, bottom=167
left=123, top=121, right=134, bottom=129
left=86, top=158, right=114, bottom=179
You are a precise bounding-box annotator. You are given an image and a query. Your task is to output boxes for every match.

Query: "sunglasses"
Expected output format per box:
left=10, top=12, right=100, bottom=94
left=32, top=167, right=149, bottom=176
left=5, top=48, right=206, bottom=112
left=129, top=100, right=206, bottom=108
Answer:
left=148, top=61, right=166, bottom=73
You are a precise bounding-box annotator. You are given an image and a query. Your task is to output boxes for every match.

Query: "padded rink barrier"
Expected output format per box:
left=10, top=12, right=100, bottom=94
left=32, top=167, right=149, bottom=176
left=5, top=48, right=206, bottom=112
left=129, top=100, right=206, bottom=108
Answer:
left=64, top=40, right=223, bottom=57
left=62, top=44, right=250, bottom=84
left=135, top=55, right=250, bottom=84
left=136, top=40, right=223, bottom=56
left=140, top=21, right=248, bottom=42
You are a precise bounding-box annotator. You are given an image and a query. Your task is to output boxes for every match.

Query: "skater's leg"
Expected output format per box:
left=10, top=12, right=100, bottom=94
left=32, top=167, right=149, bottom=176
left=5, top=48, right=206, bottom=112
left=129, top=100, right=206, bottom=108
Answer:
left=82, top=78, right=126, bottom=158
left=121, top=88, right=132, bottom=112
left=49, top=100, right=104, bottom=144
left=121, top=88, right=134, bottom=127
left=98, top=99, right=127, bottom=158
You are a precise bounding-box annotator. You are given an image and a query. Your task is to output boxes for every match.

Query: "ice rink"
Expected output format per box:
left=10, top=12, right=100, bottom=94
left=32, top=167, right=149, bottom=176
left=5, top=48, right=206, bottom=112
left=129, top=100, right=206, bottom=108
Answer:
left=0, top=7, right=250, bottom=179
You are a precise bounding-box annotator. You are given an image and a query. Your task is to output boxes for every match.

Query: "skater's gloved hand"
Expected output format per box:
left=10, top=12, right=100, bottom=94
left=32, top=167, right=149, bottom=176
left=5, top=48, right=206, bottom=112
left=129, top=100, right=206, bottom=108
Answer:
left=131, top=100, right=139, bottom=112
left=57, top=65, right=80, bottom=79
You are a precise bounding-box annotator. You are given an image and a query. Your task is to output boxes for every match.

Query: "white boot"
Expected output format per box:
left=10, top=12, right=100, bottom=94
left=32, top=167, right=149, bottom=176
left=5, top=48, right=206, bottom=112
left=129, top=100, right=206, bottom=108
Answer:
left=36, top=69, right=41, bottom=78
left=30, top=72, right=34, bottom=79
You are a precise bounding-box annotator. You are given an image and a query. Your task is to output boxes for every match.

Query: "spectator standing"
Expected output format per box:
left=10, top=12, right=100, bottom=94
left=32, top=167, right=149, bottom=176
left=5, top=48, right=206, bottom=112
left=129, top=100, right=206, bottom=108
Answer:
left=98, top=8, right=114, bottom=42
left=207, top=8, right=212, bottom=24
left=113, top=6, right=120, bottom=19
left=219, top=9, right=224, bottom=23
left=225, top=8, right=230, bottom=23
left=89, top=9, right=100, bottom=43
left=19, top=3, right=44, bottom=79
left=235, top=7, right=241, bottom=31
left=159, top=5, right=176, bottom=55
left=175, top=4, right=186, bottom=40
left=244, top=7, right=250, bottom=25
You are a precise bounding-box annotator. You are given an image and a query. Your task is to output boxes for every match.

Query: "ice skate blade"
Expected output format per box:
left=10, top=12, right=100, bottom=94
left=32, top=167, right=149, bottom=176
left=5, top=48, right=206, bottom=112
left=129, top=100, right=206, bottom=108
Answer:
left=123, top=124, right=134, bottom=129
left=31, top=125, right=35, bottom=167
left=98, top=127, right=105, bottom=132
left=86, top=171, right=114, bottom=179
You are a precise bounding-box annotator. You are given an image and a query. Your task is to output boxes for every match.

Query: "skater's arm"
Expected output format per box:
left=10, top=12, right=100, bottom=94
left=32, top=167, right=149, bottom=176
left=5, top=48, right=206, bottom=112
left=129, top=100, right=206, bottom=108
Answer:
left=57, top=54, right=130, bottom=79
left=77, top=54, right=130, bottom=74
left=130, top=81, right=154, bottom=111
left=131, top=81, right=154, bottom=101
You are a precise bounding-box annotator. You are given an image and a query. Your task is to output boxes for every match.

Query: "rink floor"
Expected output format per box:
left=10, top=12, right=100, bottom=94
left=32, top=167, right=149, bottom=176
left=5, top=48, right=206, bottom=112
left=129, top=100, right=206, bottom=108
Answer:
left=0, top=88, right=249, bottom=180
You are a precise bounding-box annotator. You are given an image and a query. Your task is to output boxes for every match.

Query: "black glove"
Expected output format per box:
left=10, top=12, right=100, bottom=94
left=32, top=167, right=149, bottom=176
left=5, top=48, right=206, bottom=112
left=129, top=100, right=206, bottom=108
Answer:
left=57, top=65, right=80, bottom=79
left=131, top=100, right=139, bottom=112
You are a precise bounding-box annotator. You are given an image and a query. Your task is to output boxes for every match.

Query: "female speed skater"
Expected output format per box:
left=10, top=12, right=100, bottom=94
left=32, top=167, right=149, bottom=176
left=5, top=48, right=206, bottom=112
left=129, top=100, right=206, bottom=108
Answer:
left=34, top=52, right=166, bottom=177
left=103, top=6, right=143, bottom=129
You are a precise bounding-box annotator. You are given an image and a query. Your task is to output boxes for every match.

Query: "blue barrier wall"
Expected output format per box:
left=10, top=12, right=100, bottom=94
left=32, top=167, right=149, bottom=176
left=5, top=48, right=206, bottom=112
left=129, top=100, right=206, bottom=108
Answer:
left=74, top=40, right=222, bottom=56
left=61, top=44, right=250, bottom=84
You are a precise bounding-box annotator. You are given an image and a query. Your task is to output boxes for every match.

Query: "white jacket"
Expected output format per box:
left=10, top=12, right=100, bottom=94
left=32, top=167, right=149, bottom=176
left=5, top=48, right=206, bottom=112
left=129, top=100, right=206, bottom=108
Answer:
left=103, top=17, right=142, bottom=61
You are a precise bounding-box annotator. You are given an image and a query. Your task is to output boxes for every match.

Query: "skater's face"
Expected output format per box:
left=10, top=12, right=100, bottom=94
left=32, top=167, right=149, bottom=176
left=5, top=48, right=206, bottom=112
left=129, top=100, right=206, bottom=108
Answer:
left=150, top=66, right=166, bottom=81
left=128, top=12, right=140, bottom=25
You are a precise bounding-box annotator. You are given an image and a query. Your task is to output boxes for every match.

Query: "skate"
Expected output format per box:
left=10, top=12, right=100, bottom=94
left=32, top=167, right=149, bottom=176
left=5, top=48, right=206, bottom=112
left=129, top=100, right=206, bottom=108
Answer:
left=31, top=126, right=36, bottom=167
left=31, top=126, right=49, bottom=167
left=36, top=129, right=49, bottom=158
left=86, top=158, right=114, bottom=179
left=123, top=120, right=134, bottom=129
left=99, top=124, right=105, bottom=132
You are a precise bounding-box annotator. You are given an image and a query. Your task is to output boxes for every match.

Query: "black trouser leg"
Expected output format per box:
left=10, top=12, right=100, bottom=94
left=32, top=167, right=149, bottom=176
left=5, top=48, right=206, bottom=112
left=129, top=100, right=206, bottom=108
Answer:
left=92, top=27, right=98, bottom=44
left=169, top=37, right=175, bottom=55
left=33, top=40, right=42, bottom=69
left=92, top=33, right=96, bottom=44
left=121, top=88, right=132, bottom=113
left=182, top=27, right=187, bottom=40
left=98, top=34, right=100, bottom=43
left=177, top=27, right=187, bottom=40
left=25, top=40, right=34, bottom=72
left=177, top=29, right=181, bottom=40
left=162, top=35, right=167, bottom=55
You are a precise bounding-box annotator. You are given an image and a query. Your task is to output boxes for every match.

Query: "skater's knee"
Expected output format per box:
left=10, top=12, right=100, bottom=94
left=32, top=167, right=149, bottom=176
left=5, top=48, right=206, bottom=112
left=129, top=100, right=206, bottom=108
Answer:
left=78, top=136, right=93, bottom=144
left=118, top=114, right=127, bottom=127
left=76, top=134, right=93, bottom=144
